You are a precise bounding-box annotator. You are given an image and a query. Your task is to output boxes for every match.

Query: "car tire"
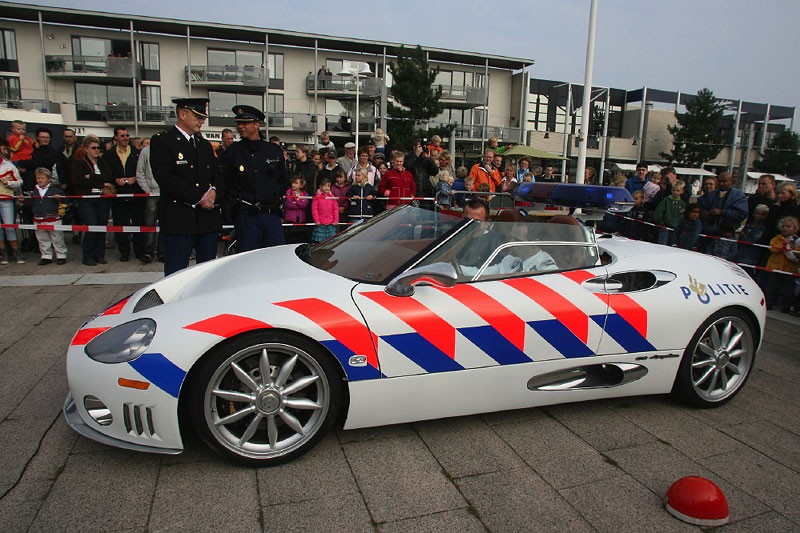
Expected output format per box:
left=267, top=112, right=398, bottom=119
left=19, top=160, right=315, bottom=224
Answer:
left=187, top=331, right=343, bottom=466
left=671, top=308, right=757, bottom=408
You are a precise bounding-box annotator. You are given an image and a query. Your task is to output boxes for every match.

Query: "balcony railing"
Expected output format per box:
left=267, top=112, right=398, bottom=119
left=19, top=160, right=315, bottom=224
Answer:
left=305, top=75, right=383, bottom=99
left=186, top=66, right=269, bottom=88
left=267, top=113, right=315, bottom=132
left=439, top=85, right=486, bottom=107
left=323, top=114, right=377, bottom=134
left=0, top=99, right=61, bottom=114
left=104, top=105, right=176, bottom=124
left=45, top=55, right=142, bottom=81
left=455, top=124, right=522, bottom=143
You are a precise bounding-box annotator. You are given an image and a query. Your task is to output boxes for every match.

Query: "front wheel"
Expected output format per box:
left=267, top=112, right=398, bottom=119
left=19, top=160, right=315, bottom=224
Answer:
left=188, top=332, right=343, bottom=466
left=672, top=309, right=757, bottom=408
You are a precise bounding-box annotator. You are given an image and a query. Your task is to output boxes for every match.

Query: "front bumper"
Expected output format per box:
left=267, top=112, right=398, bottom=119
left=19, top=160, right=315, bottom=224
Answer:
left=63, top=393, right=182, bottom=455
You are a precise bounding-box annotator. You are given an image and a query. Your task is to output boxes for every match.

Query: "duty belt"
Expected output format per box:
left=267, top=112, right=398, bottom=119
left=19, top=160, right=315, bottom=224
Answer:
left=236, top=198, right=280, bottom=215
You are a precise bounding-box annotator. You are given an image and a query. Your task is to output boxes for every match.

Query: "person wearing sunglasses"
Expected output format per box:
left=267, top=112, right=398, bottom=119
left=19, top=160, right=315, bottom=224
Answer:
left=70, top=134, right=114, bottom=266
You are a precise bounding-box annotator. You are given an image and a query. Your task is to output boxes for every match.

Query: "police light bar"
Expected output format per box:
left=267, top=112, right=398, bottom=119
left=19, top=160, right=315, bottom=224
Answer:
left=513, top=182, right=633, bottom=212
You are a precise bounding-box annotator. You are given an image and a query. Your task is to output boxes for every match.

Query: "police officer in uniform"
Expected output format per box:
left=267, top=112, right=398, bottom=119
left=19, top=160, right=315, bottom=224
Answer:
left=223, top=105, right=288, bottom=251
left=150, top=98, right=224, bottom=276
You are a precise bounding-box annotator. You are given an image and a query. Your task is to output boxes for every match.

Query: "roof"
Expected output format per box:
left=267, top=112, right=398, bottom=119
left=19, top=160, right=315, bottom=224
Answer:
left=0, top=2, right=533, bottom=70
left=611, top=163, right=715, bottom=176
left=746, top=172, right=793, bottom=182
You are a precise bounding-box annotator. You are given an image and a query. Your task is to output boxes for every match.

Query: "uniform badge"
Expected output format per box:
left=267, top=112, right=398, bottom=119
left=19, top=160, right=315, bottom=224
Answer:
left=239, top=165, right=245, bottom=172
left=178, top=152, right=184, bottom=160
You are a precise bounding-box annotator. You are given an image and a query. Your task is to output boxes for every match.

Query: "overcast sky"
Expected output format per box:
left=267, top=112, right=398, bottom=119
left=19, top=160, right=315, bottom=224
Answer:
left=14, top=0, right=800, bottom=128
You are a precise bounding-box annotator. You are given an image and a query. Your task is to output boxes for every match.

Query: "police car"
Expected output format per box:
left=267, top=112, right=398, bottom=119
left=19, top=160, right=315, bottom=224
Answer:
left=64, top=184, right=765, bottom=466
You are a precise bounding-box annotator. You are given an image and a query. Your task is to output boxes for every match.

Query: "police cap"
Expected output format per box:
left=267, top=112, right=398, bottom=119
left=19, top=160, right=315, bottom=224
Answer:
left=173, top=98, right=209, bottom=118
left=233, top=105, right=265, bottom=123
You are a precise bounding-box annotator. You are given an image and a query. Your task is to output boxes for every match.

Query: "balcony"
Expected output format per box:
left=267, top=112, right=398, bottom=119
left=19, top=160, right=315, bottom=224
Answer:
left=439, top=85, right=486, bottom=108
left=105, top=105, right=176, bottom=125
left=323, top=114, right=377, bottom=135
left=186, top=66, right=270, bottom=89
left=455, top=124, right=522, bottom=143
left=305, top=75, right=383, bottom=99
left=267, top=113, right=315, bottom=133
left=0, top=99, right=61, bottom=114
left=45, top=55, right=142, bottom=82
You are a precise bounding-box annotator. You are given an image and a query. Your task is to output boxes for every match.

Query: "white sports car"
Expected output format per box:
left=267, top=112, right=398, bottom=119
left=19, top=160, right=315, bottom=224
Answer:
left=64, top=185, right=765, bottom=466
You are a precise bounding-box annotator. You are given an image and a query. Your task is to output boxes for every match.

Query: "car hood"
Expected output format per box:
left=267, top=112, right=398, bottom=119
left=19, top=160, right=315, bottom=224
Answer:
left=141, top=244, right=345, bottom=305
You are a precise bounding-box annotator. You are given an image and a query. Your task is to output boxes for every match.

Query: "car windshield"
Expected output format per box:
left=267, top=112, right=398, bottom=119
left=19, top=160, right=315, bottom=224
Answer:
left=300, top=206, right=600, bottom=283
left=301, top=206, right=465, bottom=283
left=414, top=217, right=599, bottom=281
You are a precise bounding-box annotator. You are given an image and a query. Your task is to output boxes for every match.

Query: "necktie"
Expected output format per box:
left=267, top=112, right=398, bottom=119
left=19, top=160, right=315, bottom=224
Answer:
left=189, top=136, right=196, bottom=149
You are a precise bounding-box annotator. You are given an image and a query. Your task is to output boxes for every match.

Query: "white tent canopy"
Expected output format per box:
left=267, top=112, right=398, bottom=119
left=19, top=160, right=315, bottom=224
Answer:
left=743, top=172, right=794, bottom=194
left=611, top=162, right=715, bottom=177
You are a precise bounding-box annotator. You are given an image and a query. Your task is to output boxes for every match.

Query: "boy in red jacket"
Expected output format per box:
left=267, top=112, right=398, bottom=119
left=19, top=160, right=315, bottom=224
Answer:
left=378, top=151, right=416, bottom=210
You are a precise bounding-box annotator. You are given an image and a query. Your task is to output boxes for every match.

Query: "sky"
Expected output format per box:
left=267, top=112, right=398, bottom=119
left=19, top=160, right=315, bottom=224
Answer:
left=11, top=0, right=800, bottom=128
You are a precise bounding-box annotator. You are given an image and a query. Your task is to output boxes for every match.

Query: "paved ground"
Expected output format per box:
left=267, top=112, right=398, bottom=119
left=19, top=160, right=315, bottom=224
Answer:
left=0, top=242, right=798, bottom=532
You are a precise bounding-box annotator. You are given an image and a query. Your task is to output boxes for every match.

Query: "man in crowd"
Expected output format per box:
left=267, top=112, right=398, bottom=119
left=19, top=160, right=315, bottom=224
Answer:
left=136, top=141, right=160, bottom=263
left=469, top=149, right=502, bottom=192
left=150, top=98, right=224, bottom=276
left=650, top=166, right=689, bottom=208
left=20, top=127, right=59, bottom=191
left=223, top=105, right=288, bottom=252
left=219, top=128, right=235, bottom=156
left=56, top=128, right=78, bottom=191
left=103, top=127, right=145, bottom=262
left=337, top=142, right=357, bottom=176
left=540, top=164, right=559, bottom=183
left=625, top=162, right=648, bottom=193
left=405, top=139, right=439, bottom=199
left=748, top=174, right=777, bottom=216
left=699, top=171, right=748, bottom=238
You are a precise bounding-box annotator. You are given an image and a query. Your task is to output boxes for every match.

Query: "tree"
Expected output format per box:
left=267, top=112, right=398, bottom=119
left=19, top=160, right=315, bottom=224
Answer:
left=386, top=45, right=445, bottom=151
left=660, top=88, right=727, bottom=167
left=754, top=130, right=800, bottom=176
left=589, top=103, right=605, bottom=136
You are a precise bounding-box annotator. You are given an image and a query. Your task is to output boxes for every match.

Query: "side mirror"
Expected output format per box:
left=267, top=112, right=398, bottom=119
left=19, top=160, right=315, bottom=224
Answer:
left=385, top=262, right=457, bottom=297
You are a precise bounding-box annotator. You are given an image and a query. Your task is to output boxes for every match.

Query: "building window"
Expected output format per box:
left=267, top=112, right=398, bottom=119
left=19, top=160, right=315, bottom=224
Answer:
left=268, top=52, right=283, bottom=89
left=0, top=75, right=20, bottom=101
left=267, top=93, right=284, bottom=115
left=75, top=82, right=134, bottom=120
left=141, top=85, right=161, bottom=108
left=208, top=91, right=262, bottom=126
left=208, top=49, right=262, bottom=67
left=140, top=42, right=160, bottom=81
left=0, top=28, right=18, bottom=72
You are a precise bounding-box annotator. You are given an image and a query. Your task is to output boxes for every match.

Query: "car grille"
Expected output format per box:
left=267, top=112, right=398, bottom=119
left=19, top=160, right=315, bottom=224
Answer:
left=122, top=403, right=157, bottom=439
left=133, top=289, right=163, bottom=313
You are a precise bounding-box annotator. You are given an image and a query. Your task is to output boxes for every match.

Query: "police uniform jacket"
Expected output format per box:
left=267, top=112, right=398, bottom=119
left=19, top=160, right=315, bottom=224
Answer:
left=224, top=138, right=288, bottom=209
left=150, top=126, right=223, bottom=235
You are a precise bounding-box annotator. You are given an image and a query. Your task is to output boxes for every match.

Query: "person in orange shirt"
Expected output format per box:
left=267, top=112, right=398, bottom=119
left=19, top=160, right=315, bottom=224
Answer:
left=8, top=120, right=34, bottom=164
left=468, top=148, right=501, bottom=192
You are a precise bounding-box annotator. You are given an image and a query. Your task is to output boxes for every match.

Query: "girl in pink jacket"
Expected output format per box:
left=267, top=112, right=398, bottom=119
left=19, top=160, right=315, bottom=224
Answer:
left=283, top=176, right=309, bottom=224
left=311, top=178, right=339, bottom=243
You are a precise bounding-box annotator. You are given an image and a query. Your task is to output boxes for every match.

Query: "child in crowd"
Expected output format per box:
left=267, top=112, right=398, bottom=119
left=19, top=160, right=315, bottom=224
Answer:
left=458, top=176, right=476, bottom=208
left=653, top=179, right=687, bottom=246
left=478, top=182, right=495, bottom=205
left=378, top=151, right=416, bottom=210
left=643, top=172, right=661, bottom=204
left=707, top=219, right=738, bottom=260
left=331, top=169, right=350, bottom=218
left=622, top=190, right=648, bottom=241
left=8, top=120, right=34, bottom=165
left=311, top=178, right=338, bottom=243
left=371, top=128, right=389, bottom=153
left=31, top=167, right=66, bottom=265
left=434, top=172, right=454, bottom=207
left=427, top=135, right=443, bottom=159
left=765, top=216, right=800, bottom=312
left=315, top=131, right=335, bottom=151
left=0, top=138, right=24, bottom=264
left=346, top=168, right=377, bottom=222
left=521, top=172, right=534, bottom=183
left=676, top=205, right=702, bottom=251
left=735, top=204, right=770, bottom=272
left=284, top=175, right=309, bottom=225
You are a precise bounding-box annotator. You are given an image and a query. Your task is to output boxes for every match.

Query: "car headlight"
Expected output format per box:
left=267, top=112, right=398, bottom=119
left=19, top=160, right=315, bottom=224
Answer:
left=84, top=319, right=157, bottom=364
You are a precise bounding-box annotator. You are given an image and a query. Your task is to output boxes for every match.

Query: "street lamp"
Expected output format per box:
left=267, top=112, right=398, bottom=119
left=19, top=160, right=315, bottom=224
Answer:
left=337, top=61, right=372, bottom=153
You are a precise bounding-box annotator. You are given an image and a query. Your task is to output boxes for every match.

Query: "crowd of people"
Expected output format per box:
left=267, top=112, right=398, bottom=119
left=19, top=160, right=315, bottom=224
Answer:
left=2, top=113, right=797, bottom=314
left=597, top=162, right=800, bottom=315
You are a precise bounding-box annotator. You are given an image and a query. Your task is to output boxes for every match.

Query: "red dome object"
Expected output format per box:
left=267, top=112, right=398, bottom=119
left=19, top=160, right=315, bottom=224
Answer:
left=665, top=476, right=729, bottom=526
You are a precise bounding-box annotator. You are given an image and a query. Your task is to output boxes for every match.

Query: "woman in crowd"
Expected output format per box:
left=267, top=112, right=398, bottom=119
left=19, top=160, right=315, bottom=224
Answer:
left=71, top=134, right=113, bottom=266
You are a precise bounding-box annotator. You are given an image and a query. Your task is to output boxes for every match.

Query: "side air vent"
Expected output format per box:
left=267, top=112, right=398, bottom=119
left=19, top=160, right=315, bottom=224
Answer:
left=122, top=403, right=158, bottom=438
left=527, top=363, right=647, bottom=391
left=133, top=289, right=163, bottom=313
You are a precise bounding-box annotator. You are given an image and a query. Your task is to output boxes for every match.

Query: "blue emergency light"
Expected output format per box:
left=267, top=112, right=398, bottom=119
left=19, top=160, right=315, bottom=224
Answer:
left=513, top=182, right=633, bottom=212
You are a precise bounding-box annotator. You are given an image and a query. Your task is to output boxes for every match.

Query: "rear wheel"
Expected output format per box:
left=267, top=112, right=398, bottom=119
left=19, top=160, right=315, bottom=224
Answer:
left=672, top=309, right=756, bottom=408
left=188, top=331, right=342, bottom=466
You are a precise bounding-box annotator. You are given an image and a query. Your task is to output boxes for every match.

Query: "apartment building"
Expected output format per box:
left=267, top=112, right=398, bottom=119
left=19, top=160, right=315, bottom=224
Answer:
left=0, top=2, right=531, bottom=150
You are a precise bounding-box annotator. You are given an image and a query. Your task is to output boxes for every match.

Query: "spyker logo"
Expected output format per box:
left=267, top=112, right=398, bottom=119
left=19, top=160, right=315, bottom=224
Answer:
left=348, top=355, right=368, bottom=367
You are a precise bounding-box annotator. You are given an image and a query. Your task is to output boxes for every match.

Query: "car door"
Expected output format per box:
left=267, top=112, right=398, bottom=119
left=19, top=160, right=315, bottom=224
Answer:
left=352, top=245, right=610, bottom=379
